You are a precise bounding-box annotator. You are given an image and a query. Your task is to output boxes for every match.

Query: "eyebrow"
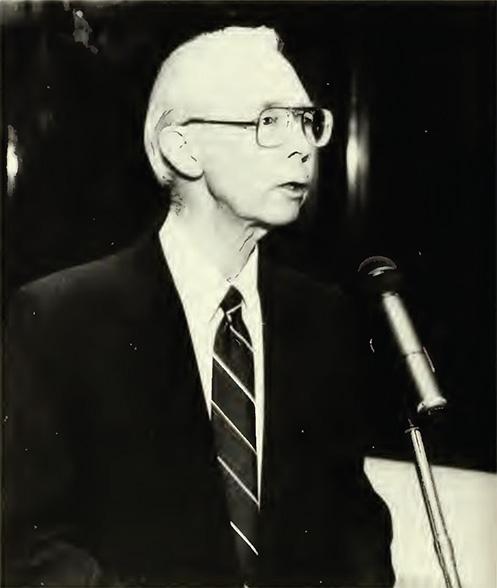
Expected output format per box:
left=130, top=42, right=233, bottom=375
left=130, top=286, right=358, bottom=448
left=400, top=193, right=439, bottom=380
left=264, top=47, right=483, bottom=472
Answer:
left=259, top=100, right=315, bottom=110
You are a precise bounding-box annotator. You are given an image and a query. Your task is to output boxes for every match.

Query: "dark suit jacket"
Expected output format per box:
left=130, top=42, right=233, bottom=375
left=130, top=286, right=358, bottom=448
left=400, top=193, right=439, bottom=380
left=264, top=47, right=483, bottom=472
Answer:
left=3, top=229, right=395, bottom=587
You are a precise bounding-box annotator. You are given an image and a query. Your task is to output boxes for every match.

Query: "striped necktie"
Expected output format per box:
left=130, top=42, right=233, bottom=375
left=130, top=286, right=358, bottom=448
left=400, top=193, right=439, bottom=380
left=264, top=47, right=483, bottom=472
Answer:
left=212, top=286, right=259, bottom=581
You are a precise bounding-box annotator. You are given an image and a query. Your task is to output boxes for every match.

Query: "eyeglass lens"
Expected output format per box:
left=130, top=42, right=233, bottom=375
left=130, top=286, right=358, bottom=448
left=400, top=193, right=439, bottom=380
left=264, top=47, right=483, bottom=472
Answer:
left=257, top=108, right=331, bottom=148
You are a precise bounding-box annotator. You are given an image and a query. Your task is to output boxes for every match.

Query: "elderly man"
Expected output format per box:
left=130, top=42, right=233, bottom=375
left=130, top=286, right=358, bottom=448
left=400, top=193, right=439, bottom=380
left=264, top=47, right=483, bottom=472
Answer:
left=4, top=27, right=394, bottom=587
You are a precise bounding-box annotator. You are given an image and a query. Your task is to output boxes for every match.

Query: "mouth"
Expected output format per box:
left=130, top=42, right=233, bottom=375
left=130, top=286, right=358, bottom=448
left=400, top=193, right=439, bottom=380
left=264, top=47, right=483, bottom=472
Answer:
left=277, top=181, right=310, bottom=196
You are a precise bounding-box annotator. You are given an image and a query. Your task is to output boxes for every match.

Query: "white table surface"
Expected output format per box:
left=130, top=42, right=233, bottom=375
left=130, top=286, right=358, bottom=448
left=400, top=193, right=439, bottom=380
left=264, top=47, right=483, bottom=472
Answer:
left=365, top=458, right=497, bottom=588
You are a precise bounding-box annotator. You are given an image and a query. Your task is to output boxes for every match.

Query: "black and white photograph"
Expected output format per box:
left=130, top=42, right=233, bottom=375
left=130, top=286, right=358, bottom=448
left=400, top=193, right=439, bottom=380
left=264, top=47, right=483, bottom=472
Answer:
left=1, top=1, right=495, bottom=587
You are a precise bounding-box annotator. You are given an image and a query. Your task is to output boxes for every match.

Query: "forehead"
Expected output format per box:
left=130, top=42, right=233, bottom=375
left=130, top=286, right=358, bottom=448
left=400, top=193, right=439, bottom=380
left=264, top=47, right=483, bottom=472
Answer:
left=173, top=43, right=312, bottom=119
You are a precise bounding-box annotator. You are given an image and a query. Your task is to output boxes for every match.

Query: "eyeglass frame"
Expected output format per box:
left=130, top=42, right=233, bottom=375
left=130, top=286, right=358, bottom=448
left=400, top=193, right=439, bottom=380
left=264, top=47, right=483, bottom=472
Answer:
left=156, top=106, right=333, bottom=149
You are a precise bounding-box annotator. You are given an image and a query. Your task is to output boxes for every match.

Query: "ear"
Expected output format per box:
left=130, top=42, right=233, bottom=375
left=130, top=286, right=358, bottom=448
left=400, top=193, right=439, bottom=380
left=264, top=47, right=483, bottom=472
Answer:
left=157, top=126, right=203, bottom=179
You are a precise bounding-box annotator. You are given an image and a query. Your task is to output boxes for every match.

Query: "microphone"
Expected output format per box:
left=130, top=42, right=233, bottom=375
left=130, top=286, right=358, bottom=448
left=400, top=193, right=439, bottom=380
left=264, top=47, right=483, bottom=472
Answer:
left=358, top=256, right=447, bottom=416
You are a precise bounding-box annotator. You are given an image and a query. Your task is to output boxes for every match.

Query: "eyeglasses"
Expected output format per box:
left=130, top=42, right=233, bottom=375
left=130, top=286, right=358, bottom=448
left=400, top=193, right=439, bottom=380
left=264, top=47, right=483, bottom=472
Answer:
left=178, top=106, right=333, bottom=148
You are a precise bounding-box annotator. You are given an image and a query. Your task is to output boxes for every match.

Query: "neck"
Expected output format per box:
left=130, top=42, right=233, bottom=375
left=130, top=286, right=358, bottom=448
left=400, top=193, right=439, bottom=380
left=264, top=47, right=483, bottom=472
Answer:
left=169, top=185, right=267, bottom=280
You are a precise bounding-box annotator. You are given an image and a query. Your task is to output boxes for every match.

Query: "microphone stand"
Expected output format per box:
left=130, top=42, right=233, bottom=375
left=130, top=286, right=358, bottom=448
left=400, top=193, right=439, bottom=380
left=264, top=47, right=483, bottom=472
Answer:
left=357, top=257, right=463, bottom=587
left=405, top=417, right=462, bottom=588
left=377, top=288, right=463, bottom=586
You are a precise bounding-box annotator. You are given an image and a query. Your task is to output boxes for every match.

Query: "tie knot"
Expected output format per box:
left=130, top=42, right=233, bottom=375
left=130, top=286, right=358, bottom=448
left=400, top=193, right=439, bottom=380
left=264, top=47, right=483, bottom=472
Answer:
left=220, top=286, right=243, bottom=317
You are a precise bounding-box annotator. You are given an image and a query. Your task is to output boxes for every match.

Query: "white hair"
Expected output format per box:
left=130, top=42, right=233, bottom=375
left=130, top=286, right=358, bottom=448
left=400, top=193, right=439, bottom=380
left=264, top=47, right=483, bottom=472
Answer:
left=143, top=26, right=282, bottom=187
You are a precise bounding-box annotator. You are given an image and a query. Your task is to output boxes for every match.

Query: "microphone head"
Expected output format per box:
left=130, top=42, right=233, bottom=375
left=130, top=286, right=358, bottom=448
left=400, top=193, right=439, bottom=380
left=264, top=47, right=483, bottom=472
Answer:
left=358, top=255, right=397, bottom=276
left=357, top=255, right=402, bottom=295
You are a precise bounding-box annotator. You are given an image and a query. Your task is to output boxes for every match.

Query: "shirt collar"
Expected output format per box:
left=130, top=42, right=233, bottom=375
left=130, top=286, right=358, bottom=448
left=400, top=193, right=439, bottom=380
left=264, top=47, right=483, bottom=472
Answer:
left=159, top=212, right=259, bottom=323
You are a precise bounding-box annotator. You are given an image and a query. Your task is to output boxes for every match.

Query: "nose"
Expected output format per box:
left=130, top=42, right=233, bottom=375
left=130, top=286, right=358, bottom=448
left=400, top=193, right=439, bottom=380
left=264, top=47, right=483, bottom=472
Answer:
left=286, top=117, right=314, bottom=163
left=288, top=151, right=311, bottom=163
left=286, top=135, right=313, bottom=163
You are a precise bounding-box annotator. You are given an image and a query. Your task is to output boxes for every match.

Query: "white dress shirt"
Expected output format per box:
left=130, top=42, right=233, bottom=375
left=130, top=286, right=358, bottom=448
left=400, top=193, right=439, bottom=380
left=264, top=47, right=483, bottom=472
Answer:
left=159, top=213, right=265, bottom=492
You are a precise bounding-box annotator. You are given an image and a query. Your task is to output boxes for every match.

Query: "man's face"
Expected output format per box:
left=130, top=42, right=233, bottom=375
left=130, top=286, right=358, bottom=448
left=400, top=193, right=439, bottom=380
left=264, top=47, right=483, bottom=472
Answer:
left=187, top=48, right=317, bottom=228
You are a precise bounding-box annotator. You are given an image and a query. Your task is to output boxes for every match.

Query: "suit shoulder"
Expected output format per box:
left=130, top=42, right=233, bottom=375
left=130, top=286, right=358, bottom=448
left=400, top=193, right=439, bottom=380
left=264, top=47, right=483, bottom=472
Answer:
left=8, top=241, right=142, bottom=326
left=261, top=259, right=364, bottom=360
left=267, top=259, right=353, bottom=315
left=22, top=244, right=136, bottom=295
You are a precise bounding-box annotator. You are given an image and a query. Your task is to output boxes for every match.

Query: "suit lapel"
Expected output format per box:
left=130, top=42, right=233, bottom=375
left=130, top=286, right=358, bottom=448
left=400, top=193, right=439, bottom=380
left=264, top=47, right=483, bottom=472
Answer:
left=257, top=256, right=296, bottom=517
left=131, top=232, right=216, bottom=454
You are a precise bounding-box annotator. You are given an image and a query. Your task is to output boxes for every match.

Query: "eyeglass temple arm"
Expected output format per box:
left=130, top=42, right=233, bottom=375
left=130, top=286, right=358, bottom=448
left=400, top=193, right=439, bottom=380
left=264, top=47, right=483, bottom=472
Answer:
left=182, top=118, right=257, bottom=127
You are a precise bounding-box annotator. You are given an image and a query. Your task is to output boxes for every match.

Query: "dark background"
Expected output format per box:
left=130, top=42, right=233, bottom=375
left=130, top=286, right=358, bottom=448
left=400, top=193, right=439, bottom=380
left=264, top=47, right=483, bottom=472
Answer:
left=2, top=1, right=495, bottom=471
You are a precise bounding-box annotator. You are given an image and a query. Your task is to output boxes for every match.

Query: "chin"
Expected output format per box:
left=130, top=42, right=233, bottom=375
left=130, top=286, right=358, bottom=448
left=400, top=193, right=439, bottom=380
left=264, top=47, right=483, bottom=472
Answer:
left=258, top=201, right=303, bottom=227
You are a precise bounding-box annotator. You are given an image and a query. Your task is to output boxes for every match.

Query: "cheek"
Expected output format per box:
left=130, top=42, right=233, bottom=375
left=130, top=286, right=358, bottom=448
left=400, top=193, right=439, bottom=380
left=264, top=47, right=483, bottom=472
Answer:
left=201, top=137, right=276, bottom=199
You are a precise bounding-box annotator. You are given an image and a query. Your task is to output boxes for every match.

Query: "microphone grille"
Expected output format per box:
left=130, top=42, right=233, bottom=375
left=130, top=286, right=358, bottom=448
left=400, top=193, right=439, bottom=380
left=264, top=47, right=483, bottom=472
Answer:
left=358, top=256, right=397, bottom=277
